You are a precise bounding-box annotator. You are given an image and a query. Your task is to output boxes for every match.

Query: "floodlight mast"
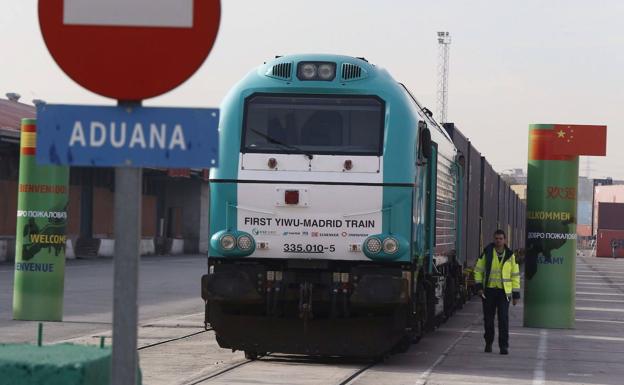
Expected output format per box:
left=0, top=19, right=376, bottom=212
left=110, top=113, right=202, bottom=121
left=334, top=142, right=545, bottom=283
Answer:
left=436, top=31, right=451, bottom=124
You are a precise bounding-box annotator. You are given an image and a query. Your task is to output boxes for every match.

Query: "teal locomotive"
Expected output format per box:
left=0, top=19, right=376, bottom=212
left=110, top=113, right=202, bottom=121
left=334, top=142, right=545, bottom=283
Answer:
left=202, top=54, right=471, bottom=358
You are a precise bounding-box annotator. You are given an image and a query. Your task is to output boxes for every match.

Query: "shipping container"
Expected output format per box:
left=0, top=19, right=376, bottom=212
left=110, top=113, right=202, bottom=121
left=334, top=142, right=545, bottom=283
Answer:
left=577, top=224, right=591, bottom=237
left=521, top=200, right=527, bottom=249
left=518, top=195, right=523, bottom=250
left=577, top=201, right=592, bottom=226
left=466, top=143, right=481, bottom=266
left=503, top=180, right=511, bottom=237
left=506, top=183, right=511, bottom=233
left=597, top=202, right=624, bottom=231
left=480, top=158, right=498, bottom=251
left=596, top=229, right=624, bottom=258
left=520, top=198, right=526, bottom=250
left=495, top=174, right=501, bottom=233
left=509, top=193, right=514, bottom=249
left=443, top=123, right=526, bottom=264
left=497, top=178, right=505, bottom=231
left=443, top=123, right=469, bottom=265
left=511, top=193, right=518, bottom=249
left=491, top=165, right=499, bottom=247
left=504, top=185, right=511, bottom=242
left=593, top=185, right=624, bottom=234
left=508, top=185, right=514, bottom=247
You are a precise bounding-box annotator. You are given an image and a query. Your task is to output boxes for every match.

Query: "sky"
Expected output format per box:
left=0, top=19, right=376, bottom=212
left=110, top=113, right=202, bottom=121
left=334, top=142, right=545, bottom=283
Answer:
left=1, top=0, right=622, bottom=179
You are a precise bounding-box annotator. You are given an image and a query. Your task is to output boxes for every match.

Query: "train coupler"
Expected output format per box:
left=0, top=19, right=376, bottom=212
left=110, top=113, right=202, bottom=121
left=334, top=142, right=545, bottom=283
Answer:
left=298, top=282, right=314, bottom=332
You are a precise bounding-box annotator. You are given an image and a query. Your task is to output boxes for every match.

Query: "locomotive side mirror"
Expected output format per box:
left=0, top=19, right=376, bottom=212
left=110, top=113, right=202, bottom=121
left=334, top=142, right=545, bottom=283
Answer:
left=420, top=128, right=432, bottom=159
left=456, top=153, right=466, bottom=176
left=457, top=154, right=465, bottom=168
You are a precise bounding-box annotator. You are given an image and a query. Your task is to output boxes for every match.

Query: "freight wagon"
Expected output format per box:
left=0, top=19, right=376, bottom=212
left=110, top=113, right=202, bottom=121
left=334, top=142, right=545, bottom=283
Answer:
left=443, top=123, right=526, bottom=288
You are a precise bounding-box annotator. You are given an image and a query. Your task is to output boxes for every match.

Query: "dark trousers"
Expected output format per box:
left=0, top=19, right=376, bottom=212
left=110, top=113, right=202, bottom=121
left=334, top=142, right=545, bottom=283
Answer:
left=482, top=288, right=510, bottom=349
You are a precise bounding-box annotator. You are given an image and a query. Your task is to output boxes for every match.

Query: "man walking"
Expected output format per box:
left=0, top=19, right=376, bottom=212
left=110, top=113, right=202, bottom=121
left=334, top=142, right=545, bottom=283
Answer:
left=474, top=230, right=521, bottom=355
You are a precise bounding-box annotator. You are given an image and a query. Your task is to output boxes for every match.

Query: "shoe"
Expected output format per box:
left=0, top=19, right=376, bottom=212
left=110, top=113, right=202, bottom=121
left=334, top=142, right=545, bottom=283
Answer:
left=500, top=348, right=508, bottom=355
left=484, top=344, right=492, bottom=353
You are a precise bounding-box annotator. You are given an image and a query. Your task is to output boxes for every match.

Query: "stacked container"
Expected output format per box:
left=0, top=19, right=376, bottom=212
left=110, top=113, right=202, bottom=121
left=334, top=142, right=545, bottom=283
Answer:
left=593, top=185, right=624, bottom=235
left=596, top=202, right=624, bottom=257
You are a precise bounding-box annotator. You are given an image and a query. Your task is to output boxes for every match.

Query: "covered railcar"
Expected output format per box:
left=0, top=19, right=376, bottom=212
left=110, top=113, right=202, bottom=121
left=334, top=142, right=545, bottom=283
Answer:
left=480, top=158, right=498, bottom=251
left=466, top=143, right=482, bottom=266
left=443, top=124, right=526, bottom=285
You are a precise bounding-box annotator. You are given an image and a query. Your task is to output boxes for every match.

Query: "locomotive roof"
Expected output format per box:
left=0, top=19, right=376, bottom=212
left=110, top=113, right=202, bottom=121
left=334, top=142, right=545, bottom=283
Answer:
left=214, top=53, right=457, bottom=182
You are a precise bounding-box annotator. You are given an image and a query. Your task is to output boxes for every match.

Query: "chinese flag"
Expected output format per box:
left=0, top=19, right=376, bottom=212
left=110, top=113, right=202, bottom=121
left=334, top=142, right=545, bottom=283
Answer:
left=552, top=124, right=607, bottom=156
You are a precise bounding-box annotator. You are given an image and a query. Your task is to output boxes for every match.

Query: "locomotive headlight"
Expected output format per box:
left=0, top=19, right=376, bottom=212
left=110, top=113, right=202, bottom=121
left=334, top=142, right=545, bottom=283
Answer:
left=299, top=63, right=317, bottom=80
left=317, top=63, right=336, bottom=80
left=297, top=62, right=336, bottom=81
left=220, top=234, right=236, bottom=250
left=383, top=237, right=399, bottom=254
left=362, top=234, right=406, bottom=261
left=237, top=234, right=253, bottom=251
left=211, top=230, right=255, bottom=257
left=365, top=237, right=382, bottom=254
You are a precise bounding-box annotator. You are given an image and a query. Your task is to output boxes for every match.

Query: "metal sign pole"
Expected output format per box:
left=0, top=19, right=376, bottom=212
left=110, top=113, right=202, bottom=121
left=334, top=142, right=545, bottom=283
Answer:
left=37, top=4, right=221, bottom=382
left=112, top=101, right=142, bottom=385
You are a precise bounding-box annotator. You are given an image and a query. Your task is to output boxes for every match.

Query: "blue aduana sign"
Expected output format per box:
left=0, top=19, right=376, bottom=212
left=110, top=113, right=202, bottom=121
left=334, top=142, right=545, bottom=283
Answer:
left=36, top=104, right=219, bottom=168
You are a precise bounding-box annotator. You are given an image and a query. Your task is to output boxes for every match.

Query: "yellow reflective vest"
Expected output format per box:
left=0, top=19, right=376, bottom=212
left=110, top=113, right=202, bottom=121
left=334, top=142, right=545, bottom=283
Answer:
left=474, top=244, right=521, bottom=299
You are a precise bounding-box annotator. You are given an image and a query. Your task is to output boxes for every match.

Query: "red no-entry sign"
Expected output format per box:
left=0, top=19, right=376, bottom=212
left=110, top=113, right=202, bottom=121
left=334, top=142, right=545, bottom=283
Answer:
left=39, top=0, right=221, bottom=100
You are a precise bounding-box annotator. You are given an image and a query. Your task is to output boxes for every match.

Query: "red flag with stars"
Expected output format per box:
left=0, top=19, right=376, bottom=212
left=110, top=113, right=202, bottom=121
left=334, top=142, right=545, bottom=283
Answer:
left=552, top=124, right=607, bottom=156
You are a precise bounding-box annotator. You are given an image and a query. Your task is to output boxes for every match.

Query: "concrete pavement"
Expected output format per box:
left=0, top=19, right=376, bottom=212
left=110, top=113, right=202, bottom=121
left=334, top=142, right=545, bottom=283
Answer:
left=0, top=255, right=207, bottom=344
left=355, top=251, right=624, bottom=385
left=2, top=252, right=624, bottom=385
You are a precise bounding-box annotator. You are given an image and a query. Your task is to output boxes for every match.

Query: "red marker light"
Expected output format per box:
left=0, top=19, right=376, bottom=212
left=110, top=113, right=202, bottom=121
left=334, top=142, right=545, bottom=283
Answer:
left=284, top=190, right=299, bottom=205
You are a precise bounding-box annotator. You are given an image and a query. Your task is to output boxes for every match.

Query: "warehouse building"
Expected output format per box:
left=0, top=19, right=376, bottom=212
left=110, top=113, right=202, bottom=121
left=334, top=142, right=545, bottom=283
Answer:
left=0, top=95, right=210, bottom=261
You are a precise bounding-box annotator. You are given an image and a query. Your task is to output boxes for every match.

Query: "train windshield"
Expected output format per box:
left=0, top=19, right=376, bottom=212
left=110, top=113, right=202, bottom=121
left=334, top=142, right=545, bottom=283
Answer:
left=242, top=94, right=385, bottom=156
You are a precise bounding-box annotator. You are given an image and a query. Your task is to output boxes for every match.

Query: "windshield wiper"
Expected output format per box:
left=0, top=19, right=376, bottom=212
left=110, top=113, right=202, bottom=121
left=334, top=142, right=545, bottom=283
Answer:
left=249, top=128, right=314, bottom=160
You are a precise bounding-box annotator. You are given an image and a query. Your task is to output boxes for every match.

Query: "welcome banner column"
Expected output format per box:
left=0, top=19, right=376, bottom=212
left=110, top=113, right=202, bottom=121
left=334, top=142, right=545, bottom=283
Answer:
left=524, top=124, right=606, bottom=328
left=12, top=118, right=70, bottom=321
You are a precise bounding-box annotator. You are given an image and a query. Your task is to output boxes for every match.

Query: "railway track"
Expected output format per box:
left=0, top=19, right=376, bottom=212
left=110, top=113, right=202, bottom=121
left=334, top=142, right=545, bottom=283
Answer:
left=138, top=299, right=479, bottom=385
left=143, top=309, right=470, bottom=385
left=130, top=316, right=385, bottom=385
left=137, top=328, right=211, bottom=351
left=182, top=354, right=379, bottom=385
left=336, top=360, right=379, bottom=385
left=182, top=358, right=256, bottom=385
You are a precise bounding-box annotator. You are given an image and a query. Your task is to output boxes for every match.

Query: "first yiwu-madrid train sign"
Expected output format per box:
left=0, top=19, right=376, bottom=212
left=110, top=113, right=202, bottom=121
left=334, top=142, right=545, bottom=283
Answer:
left=36, top=0, right=221, bottom=167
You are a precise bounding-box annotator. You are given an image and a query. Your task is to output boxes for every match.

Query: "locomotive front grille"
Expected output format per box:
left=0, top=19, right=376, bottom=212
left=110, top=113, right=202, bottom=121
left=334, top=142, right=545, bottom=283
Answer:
left=341, top=63, right=365, bottom=81
left=269, top=62, right=292, bottom=80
